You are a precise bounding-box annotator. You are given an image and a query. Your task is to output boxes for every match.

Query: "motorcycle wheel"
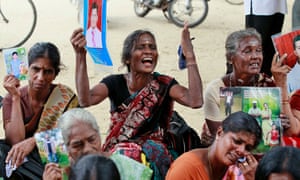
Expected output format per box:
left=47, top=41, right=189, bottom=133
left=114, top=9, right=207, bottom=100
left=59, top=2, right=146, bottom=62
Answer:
left=134, top=0, right=151, bottom=17
left=168, top=0, right=209, bottom=28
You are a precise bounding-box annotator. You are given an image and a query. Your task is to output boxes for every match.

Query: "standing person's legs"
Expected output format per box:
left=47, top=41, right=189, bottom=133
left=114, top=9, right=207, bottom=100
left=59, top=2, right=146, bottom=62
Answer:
left=293, top=0, right=300, bottom=30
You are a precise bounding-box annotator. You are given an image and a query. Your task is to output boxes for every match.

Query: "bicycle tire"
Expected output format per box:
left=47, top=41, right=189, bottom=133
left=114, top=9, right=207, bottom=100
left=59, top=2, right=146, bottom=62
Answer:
left=225, top=0, right=243, bottom=5
left=168, top=0, right=209, bottom=28
left=133, top=0, right=151, bottom=17
left=0, top=0, right=37, bottom=51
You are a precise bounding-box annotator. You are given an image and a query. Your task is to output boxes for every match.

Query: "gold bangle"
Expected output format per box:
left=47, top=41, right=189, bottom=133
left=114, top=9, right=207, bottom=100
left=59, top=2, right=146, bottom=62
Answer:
left=281, top=99, right=289, bottom=104
left=186, top=63, right=197, bottom=67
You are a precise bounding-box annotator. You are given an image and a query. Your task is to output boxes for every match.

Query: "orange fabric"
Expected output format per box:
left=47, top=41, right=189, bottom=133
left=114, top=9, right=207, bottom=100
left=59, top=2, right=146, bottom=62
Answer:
left=166, top=151, right=209, bottom=180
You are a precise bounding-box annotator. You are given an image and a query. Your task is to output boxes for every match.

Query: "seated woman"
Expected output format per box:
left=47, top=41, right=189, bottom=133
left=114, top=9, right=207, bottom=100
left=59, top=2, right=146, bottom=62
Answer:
left=201, top=28, right=276, bottom=146
left=166, top=111, right=262, bottom=180
left=43, top=108, right=153, bottom=180
left=255, top=146, right=300, bottom=180
left=0, top=42, right=78, bottom=179
left=70, top=23, right=203, bottom=178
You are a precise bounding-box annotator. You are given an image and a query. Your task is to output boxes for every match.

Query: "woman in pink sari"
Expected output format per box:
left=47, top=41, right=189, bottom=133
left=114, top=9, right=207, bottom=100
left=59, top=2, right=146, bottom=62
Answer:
left=70, top=23, right=203, bottom=179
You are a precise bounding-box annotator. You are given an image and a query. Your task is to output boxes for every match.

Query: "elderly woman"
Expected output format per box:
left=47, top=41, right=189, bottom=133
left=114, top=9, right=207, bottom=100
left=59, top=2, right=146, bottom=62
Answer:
left=43, top=108, right=153, bottom=180
left=0, top=42, right=78, bottom=179
left=201, top=28, right=275, bottom=146
left=70, top=23, right=203, bottom=178
left=166, top=111, right=262, bottom=180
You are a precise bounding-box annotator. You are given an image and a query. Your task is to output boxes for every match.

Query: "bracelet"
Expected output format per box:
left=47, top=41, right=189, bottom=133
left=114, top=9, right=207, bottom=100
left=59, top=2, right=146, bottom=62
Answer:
left=186, top=63, right=197, bottom=67
left=281, top=99, right=289, bottom=104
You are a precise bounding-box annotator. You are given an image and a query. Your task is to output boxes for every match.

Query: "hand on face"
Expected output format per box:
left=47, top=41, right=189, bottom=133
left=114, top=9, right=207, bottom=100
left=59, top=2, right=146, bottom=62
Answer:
left=237, top=153, right=258, bottom=180
left=70, top=28, right=87, bottom=54
left=3, top=74, right=20, bottom=97
left=218, top=131, right=256, bottom=166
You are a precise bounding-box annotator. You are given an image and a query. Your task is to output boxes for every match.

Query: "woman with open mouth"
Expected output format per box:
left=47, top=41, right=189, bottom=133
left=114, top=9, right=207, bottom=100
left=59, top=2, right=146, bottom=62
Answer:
left=70, top=22, right=203, bottom=179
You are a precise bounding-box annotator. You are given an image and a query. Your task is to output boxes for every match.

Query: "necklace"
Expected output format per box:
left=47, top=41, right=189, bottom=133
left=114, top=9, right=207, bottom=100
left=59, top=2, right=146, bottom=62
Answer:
left=125, top=73, right=153, bottom=94
left=229, top=73, right=258, bottom=87
left=126, top=74, right=135, bottom=94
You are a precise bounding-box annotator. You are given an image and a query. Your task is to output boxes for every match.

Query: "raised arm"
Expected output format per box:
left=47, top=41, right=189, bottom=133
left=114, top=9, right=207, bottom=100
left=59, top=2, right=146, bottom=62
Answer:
left=70, top=28, right=108, bottom=107
left=3, top=75, right=25, bottom=145
left=271, top=53, right=300, bottom=136
left=169, top=23, right=203, bottom=108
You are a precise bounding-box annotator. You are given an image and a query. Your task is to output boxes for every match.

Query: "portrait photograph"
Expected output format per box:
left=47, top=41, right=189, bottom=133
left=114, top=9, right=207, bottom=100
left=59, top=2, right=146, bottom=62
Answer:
left=2, top=47, right=28, bottom=80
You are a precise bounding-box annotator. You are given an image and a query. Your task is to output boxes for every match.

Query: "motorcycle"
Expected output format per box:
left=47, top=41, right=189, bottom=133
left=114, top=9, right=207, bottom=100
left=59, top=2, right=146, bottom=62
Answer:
left=133, top=0, right=209, bottom=28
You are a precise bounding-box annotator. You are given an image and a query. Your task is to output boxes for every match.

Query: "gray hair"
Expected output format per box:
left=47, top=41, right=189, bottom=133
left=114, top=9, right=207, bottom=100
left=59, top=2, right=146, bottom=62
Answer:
left=225, top=28, right=262, bottom=61
left=58, top=108, right=100, bottom=144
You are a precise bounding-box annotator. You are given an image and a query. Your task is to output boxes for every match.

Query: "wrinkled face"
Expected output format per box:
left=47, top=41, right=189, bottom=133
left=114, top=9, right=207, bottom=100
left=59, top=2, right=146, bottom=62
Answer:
left=294, top=40, right=300, bottom=59
left=28, top=58, right=56, bottom=91
left=268, top=172, right=294, bottom=180
left=129, top=33, right=158, bottom=73
left=215, top=131, right=256, bottom=166
left=90, top=8, right=98, bottom=28
left=67, top=122, right=102, bottom=161
left=232, top=36, right=263, bottom=76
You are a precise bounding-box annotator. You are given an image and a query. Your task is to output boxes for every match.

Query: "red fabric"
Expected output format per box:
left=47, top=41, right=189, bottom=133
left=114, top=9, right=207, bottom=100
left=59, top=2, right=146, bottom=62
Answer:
left=102, top=75, right=173, bottom=151
left=290, top=89, right=300, bottom=111
left=282, top=136, right=300, bottom=148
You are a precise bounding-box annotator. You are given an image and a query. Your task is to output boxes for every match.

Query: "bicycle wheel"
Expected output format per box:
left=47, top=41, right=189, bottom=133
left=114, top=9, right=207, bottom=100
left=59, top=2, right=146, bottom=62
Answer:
left=0, top=0, right=37, bottom=51
left=133, top=0, right=151, bottom=17
left=168, top=0, right=208, bottom=28
left=225, top=0, right=243, bottom=5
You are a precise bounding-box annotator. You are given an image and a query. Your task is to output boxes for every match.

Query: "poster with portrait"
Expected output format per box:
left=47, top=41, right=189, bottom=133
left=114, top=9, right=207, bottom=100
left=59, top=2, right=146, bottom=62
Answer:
left=34, top=128, right=69, bottom=167
left=83, top=0, right=113, bottom=72
left=220, top=87, right=282, bottom=155
left=272, top=29, right=300, bottom=68
left=2, top=47, right=28, bottom=80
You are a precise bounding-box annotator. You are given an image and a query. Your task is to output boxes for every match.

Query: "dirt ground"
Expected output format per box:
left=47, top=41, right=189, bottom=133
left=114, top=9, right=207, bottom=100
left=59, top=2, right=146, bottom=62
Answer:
left=0, top=0, right=294, bottom=138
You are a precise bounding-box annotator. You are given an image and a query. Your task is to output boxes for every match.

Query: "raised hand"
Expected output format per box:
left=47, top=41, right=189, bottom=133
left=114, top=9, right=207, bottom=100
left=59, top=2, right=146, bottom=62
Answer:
left=70, top=28, right=87, bottom=54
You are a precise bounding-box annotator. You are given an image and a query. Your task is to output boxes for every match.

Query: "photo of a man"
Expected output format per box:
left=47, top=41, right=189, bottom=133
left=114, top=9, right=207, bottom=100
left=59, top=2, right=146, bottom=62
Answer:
left=86, top=1, right=102, bottom=48
left=3, top=47, right=28, bottom=80
left=287, top=34, right=300, bottom=93
left=10, top=51, right=22, bottom=78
